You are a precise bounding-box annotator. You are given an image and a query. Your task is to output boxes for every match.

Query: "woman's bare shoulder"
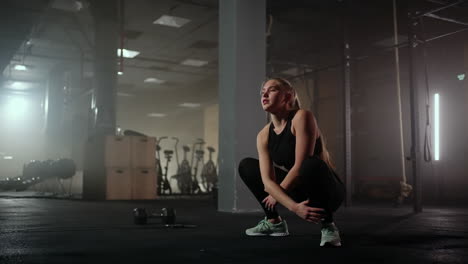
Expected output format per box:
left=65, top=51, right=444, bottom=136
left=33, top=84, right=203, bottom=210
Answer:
left=257, top=123, right=271, bottom=142
left=293, top=109, right=314, bottom=122
left=291, top=109, right=318, bottom=135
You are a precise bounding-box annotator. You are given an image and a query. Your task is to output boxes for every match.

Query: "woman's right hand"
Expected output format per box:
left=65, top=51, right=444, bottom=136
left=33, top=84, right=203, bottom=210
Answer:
left=293, top=199, right=325, bottom=224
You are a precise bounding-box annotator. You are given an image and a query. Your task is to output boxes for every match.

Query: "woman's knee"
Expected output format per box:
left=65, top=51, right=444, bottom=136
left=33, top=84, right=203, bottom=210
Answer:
left=238, top=157, right=259, bottom=180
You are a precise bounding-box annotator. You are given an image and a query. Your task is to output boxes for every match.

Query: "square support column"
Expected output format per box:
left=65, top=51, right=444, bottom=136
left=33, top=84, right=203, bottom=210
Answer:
left=218, top=0, right=266, bottom=212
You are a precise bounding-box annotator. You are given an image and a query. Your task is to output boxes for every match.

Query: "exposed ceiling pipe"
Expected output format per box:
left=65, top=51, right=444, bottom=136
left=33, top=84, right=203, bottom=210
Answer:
left=424, top=13, right=468, bottom=26
left=118, top=0, right=125, bottom=74
left=414, top=0, right=467, bottom=18
left=13, top=52, right=213, bottom=76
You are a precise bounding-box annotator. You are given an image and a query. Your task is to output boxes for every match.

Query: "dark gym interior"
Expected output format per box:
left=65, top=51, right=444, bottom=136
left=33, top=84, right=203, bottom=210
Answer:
left=1, top=0, right=468, bottom=263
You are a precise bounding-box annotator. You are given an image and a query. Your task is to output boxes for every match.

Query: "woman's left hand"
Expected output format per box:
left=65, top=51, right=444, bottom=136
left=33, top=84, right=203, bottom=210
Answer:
left=293, top=199, right=325, bottom=224
left=262, top=195, right=277, bottom=210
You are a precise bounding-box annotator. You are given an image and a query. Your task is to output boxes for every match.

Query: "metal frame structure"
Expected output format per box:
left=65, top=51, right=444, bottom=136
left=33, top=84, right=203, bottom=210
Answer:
left=285, top=0, right=468, bottom=211
left=341, top=0, right=353, bottom=207
left=407, top=0, right=467, bottom=212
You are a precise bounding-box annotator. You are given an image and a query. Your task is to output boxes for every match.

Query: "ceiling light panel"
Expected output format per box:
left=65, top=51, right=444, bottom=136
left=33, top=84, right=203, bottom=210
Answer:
left=117, top=49, right=140, bottom=58
left=179, top=102, right=201, bottom=108
left=144, top=77, right=166, bottom=84
left=153, top=15, right=191, bottom=28
left=147, top=113, right=167, bottom=117
left=181, top=59, right=208, bottom=67
left=117, top=92, right=135, bottom=97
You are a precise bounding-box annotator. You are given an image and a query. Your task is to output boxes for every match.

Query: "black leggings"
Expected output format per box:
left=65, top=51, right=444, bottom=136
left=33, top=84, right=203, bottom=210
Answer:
left=238, top=156, right=345, bottom=223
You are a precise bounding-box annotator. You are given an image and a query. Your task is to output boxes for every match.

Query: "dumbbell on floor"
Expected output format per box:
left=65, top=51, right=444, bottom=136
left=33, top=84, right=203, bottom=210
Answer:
left=133, top=207, right=176, bottom=225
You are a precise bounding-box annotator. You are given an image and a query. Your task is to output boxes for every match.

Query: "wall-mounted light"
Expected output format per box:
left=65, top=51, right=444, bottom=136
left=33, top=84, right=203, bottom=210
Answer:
left=434, top=93, right=440, bottom=161
left=8, top=81, right=30, bottom=90
left=14, top=64, right=28, bottom=71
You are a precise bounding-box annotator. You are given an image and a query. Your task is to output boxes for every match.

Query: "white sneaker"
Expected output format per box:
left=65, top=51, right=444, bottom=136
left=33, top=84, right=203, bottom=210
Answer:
left=320, top=222, right=342, bottom=247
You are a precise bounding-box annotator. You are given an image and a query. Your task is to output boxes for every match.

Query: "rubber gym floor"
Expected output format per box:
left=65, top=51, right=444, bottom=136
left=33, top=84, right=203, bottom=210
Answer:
left=1, top=192, right=467, bottom=264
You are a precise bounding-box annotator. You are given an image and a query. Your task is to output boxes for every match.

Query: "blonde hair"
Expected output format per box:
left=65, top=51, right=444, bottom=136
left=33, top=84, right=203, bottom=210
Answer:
left=262, top=77, right=300, bottom=110
left=262, top=77, right=335, bottom=171
left=318, top=135, right=336, bottom=171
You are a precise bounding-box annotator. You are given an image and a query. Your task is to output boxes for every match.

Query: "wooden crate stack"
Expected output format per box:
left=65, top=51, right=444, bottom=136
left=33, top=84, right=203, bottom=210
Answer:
left=105, top=135, right=158, bottom=200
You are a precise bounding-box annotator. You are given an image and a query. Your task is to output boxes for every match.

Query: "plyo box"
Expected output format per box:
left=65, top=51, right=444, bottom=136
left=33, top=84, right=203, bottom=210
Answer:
left=104, top=135, right=158, bottom=200
left=104, top=135, right=156, bottom=168
left=132, top=168, right=157, bottom=200
left=106, top=167, right=132, bottom=200
left=104, top=136, right=131, bottom=168
left=130, top=136, right=156, bottom=168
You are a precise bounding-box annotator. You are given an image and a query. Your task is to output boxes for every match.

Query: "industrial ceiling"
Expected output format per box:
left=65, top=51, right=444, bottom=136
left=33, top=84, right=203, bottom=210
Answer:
left=1, top=0, right=467, bottom=116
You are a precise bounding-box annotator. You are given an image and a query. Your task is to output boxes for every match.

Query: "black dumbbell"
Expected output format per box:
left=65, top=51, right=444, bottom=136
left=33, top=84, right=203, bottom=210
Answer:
left=133, top=207, right=176, bottom=225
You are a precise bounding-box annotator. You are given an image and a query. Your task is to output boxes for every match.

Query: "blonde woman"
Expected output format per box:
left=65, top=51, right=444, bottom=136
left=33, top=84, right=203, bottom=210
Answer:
left=238, top=77, right=345, bottom=247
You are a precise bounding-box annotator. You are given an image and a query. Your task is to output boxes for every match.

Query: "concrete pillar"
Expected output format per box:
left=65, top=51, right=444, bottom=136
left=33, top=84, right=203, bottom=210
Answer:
left=218, top=0, right=266, bottom=212
left=83, top=0, right=118, bottom=200
left=204, top=104, right=219, bottom=154
left=464, top=44, right=468, bottom=195
left=44, top=65, right=73, bottom=159
left=465, top=45, right=468, bottom=132
left=407, top=9, right=424, bottom=213
left=341, top=0, right=353, bottom=207
left=44, top=67, right=64, bottom=154
left=90, top=0, right=118, bottom=135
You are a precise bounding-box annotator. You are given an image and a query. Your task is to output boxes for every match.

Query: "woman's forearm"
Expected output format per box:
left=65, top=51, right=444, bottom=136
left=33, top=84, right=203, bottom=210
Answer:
left=279, top=167, right=300, bottom=191
left=264, top=180, right=298, bottom=212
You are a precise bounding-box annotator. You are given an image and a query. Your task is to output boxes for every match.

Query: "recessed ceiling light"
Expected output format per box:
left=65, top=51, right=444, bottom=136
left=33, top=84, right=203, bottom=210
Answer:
left=179, top=102, right=201, bottom=108
left=14, top=64, right=28, bottom=71
left=3, top=156, right=13, bottom=160
left=147, top=113, right=167, bottom=118
left=117, top=48, right=140, bottom=58
left=117, top=71, right=123, bottom=75
left=144, top=77, right=166, bottom=84
left=181, top=59, right=208, bottom=67
left=153, top=15, right=191, bottom=28
left=117, top=92, right=134, bottom=97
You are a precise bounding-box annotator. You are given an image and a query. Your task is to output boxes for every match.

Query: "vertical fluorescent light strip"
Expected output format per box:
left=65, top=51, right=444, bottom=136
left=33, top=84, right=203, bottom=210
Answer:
left=434, top=93, right=440, bottom=161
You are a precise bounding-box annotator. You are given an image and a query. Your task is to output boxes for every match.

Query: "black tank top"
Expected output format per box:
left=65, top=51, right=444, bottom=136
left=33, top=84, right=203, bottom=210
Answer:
left=267, top=110, right=322, bottom=171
